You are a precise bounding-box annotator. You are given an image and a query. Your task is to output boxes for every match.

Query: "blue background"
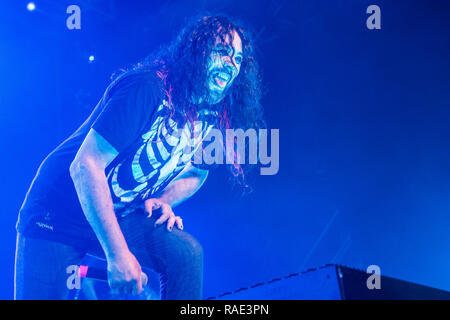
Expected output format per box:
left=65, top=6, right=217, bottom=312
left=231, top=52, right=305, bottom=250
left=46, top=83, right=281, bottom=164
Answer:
left=1, top=0, right=450, bottom=299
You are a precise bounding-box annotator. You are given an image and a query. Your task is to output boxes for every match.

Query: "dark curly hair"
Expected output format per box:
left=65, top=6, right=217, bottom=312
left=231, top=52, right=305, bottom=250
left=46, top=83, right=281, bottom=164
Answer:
left=115, top=15, right=265, bottom=193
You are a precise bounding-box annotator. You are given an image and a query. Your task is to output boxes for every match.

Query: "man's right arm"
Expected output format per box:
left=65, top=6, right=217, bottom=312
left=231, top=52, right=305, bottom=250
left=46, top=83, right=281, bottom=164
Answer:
left=69, top=128, right=143, bottom=295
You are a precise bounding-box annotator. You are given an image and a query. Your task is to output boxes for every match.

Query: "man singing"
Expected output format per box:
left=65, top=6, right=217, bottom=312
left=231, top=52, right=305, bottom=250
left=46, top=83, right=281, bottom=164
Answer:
left=14, top=15, right=264, bottom=299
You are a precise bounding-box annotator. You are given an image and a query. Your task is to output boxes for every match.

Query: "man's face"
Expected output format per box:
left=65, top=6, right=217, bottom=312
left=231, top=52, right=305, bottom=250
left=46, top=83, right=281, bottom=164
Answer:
left=205, top=30, right=243, bottom=104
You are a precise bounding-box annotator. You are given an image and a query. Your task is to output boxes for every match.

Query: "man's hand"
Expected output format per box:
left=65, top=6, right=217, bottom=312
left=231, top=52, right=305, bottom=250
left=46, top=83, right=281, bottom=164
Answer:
left=107, top=250, right=143, bottom=295
left=144, top=198, right=183, bottom=232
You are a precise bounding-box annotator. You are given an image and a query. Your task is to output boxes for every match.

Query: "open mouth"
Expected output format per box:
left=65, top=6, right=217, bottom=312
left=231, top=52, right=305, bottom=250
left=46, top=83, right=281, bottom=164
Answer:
left=212, top=71, right=231, bottom=88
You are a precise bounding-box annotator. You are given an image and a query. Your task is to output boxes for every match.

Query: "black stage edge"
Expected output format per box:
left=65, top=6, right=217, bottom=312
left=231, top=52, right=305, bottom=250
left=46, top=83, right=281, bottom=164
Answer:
left=209, top=264, right=450, bottom=300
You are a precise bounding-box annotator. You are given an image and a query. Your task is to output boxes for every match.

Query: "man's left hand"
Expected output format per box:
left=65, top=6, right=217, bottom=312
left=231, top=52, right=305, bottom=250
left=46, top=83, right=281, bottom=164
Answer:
left=144, top=198, right=183, bottom=232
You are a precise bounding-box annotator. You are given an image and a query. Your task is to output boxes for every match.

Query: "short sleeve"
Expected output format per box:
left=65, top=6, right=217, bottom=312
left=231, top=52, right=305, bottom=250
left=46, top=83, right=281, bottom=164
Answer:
left=92, top=72, right=160, bottom=153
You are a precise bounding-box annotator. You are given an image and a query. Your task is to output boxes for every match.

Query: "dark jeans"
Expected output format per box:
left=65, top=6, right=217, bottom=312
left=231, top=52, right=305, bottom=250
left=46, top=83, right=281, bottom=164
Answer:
left=14, top=209, right=203, bottom=300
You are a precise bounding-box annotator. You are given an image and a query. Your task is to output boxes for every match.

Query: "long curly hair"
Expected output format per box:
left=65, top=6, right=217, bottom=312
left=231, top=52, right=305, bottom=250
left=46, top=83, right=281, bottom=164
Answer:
left=115, top=15, right=265, bottom=193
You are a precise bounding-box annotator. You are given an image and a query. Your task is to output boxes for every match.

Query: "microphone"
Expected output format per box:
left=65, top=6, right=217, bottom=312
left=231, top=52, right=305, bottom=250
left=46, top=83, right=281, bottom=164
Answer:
left=77, top=265, right=148, bottom=287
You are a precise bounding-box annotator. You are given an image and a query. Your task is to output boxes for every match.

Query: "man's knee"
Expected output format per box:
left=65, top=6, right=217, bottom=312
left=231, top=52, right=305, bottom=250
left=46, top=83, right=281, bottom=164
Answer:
left=181, top=232, right=203, bottom=260
left=165, top=231, right=204, bottom=269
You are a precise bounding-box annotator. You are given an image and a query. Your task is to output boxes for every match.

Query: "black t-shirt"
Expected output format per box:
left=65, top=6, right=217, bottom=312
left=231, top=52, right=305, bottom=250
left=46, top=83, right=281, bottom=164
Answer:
left=16, top=70, right=218, bottom=246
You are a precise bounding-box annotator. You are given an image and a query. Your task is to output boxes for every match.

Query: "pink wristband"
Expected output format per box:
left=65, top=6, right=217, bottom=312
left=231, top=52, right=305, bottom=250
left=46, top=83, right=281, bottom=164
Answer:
left=78, top=265, right=88, bottom=278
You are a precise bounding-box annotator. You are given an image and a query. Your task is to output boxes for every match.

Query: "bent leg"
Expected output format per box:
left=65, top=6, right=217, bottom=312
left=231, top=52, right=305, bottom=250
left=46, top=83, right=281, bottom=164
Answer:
left=118, top=210, right=204, bottom=300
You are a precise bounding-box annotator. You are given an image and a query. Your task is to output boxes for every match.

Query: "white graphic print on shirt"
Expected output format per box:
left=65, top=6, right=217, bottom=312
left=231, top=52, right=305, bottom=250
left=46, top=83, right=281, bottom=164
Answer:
left=106, top=99, right=216, bottom=217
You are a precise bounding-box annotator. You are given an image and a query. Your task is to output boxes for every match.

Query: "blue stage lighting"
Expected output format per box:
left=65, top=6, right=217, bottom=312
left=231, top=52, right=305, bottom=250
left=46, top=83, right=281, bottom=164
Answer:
left=89, top=55, right=95, bottom=62
left=27, top=2, right=36, bottom=11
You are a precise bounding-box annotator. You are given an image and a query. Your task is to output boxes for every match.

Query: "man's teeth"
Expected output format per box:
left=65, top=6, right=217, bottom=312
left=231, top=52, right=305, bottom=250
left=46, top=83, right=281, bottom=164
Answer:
left=215, top=72, right=230, bottom=82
